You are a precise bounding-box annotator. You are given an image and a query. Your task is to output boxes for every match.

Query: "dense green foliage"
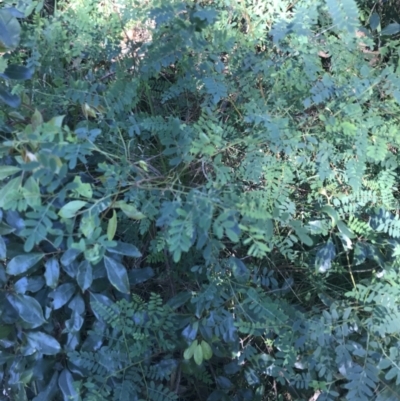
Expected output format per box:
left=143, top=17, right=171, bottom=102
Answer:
left=2, top=0, right=400, bottom=400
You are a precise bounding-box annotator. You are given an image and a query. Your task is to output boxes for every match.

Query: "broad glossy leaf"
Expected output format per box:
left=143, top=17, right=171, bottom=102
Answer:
left=0, top=86, right=20, bottom=107
left=0, top=236, right=6, bottom=259
left=77, top=260, right=93, bottom=291
left=128, top=267, right=154, bottom=285
left=182, top=322, right=198, bottom=342
left=32, top=372, right=59, bottom=401
left=6, top=293, right=45, bottom=328
left=106, top=241, right=142, bottom=257
left=14, top=277, right=28, bottom=294
left=315, top=240, right=336, bottom=273
left=369, top=12, right=380, bottom=31
left=2, top=64, right=34, bottom=80
left=90, top=292, right=115, bottom=322
left=26, top=331, right=61, bottom=355
left=58, top=369, right=79, bottom=401
left=58, top=200, right=87, bottom=219
left=49, top=283, right=76, bottom=310
left=68, top=293, right=85, bottom=315
left=216, top=376, right=233, bottom=389
left=60, top=248, right=81, bottom=267
left=65, top=310, right=84, bottom=333
left=0, top=165, right=21, bottom=180
left=0, top=9, right=21, bottom=49
left=167, top=291, right=191, bottom=310
left=104, top=255, right=130, bottom=294
left=381, top=23, right=400, bottom=36
left=6, top=253, right=44, bottom=275
left=44, top=258, right=60, bottom=288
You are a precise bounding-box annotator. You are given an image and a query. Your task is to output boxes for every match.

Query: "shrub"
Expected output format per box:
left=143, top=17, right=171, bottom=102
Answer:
left=1, top=0, right=400, bottom=400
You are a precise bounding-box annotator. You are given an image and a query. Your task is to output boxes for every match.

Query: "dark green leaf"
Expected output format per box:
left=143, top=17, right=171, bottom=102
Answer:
left=58, top=369, right=79, bottom=401
left=0, top=236, right=6, bottom=259
left=60, top=248, right=82, bottom=267
left=369, top=12, right=380, bottom=31
left=315, top=240, right=336, bottom=273
left=128, top=267, right=154, bottom=285
left=6, top=293, right=45, bottom=328
left=14, top=277, right=28, bottom=294
left=6, top=253, right=44, bottom=275
left=1, top=64, right=34, bottom=80
left=229, top=257, right=250, bottom=283
left=0, top=85, right=20, bottom=108
left=44, top=258, right=60, bottom=288
left=381, top=23, right=400, bottom=36
left=0, top=9, right=21, bottom=49
left=90, top=292, right=115, bottom=322
left=106, top=241, right=142, bottom=257
left=33, top=372, right=59, bottom=401
left=216, top=376, right=233, bottom=389
left=26, top=331, right=61, bottom=355
left=77, top=260, right=93, bottom=291
left=167, top=291, right=191, bottom=309
left=49, top=283, right=76, bottom=310
left=104, top=255, right=130, bottom=294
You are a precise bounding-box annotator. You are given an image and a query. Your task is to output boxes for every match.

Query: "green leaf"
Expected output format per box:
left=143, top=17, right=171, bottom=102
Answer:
left=0, top=236, right=6, bottom=259
left=6, top=293, right=45, bottom=328
left=128, top=267, right=154, bottom=285
left=23, top=176, right=41, bottom=208
left=44, top=258, right=60, bottom=289
left=104, top=255, right=130, bottom=294
left=26, top=331, right=61, bottom=355
left=114, top=201, right=146, bottom=219
left=2, top=64, right=34, bottom=80
left=58, top=369, right=79, bottom=401
left=49, top=283, right=76, bottom=310
left=381, top=23, right=400, bottom=36
left=0, top=86, right=20, bottom=107
left=321, top=205, right=339, bottom=227
left=0, top=9, right=21, bottom=50
left=72, top=176, right=93, bottom=198
left=0, top=165, right=21, bottom=180
left=76, top=260, right=93, bottom=292
left=201, top=340, right=213, bottom=360
left=229, top=257, right=250, bottom=283
left=0, top=176, right=22, bottom=207
left=106, top=241, right=142, bottom=257
left=6, top=253, right=44, bottom=275
left=58, top=200, right=87, bottom=219
left=60, top=248, right=82, bottom=267
left=32, top=372, right=59, bottom=401
left=184, top=340, right=198, bottom=360
left=194, top=344, right=204, bottom=365
left=369, top=12, right=380, bottom=31
left=107, top=210, right=117, bottom=241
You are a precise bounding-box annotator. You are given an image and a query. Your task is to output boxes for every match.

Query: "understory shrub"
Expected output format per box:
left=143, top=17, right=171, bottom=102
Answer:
left=1, top=0, right=400, bottom=400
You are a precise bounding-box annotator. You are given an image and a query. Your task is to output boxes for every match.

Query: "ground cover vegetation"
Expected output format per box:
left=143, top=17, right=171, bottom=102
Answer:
left=1, top=0, right=400, bottom=400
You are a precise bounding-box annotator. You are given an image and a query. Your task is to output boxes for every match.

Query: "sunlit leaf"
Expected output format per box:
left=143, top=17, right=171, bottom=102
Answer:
left=26, top=331, right=61, bottom=355
left=44, top=258, right=60, bottom=288
left=6, top=253, right=44, bottom=275
left=6, top=293, right=45, bottom=328
left=104, top=255, right=130, bottom=294
left=58, top=201, right=87, bottom=219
